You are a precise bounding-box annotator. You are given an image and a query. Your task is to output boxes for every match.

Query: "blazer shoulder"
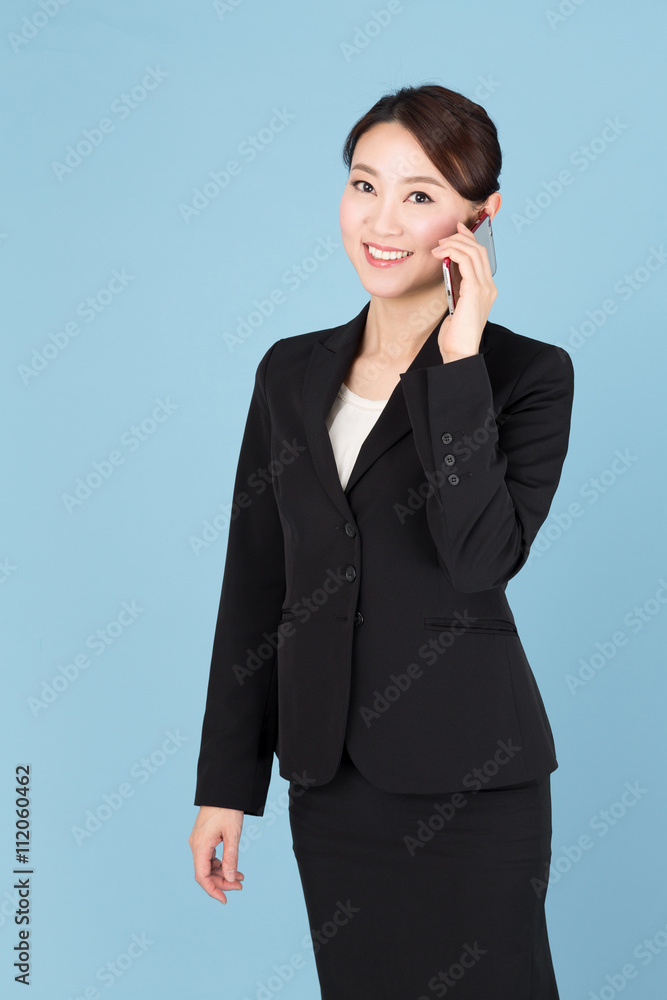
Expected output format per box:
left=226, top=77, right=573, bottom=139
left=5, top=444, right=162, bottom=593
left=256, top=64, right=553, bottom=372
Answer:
left=252, top=320, right=339, bottom=401
left=262, top=314, right=350, bottom=373
left=273, top=318, right=342, bottom=353
left=486, top=319, right=574, bottom=384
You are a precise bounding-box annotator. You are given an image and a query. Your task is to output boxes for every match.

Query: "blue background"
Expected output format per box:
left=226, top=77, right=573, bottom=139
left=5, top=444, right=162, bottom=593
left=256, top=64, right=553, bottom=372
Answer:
left=2, top=1, right=666, bottom=997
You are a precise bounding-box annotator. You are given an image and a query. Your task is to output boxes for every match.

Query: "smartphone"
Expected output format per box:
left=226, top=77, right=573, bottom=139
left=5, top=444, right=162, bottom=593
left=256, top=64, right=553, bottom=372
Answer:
left=442, top=211, right=497, bottom=315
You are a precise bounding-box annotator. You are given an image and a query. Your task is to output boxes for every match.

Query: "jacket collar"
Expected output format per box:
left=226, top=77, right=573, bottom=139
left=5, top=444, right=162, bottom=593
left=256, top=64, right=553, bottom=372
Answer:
left=301, top=299, right=491, bottom=521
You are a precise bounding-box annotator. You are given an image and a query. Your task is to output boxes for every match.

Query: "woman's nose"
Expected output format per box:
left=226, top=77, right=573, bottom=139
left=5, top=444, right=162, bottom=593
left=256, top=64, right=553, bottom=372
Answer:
left=367, top=203, right=403, bottom=237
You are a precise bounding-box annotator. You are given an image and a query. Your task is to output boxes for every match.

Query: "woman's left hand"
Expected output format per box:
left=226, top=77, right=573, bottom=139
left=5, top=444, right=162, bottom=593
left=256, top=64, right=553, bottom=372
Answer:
left=430, top=220, right=498, bottom=362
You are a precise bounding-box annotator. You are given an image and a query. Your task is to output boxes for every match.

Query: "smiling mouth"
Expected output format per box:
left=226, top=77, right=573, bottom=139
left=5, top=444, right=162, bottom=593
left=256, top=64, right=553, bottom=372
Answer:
left=364, top=243, right=414, bottom=261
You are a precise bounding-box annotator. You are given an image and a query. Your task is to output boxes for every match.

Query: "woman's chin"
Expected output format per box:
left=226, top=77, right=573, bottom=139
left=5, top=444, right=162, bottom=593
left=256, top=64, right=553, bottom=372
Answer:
left=354, top=270, right=441, bottom=301
left=357, top=279, right=408, bottom=299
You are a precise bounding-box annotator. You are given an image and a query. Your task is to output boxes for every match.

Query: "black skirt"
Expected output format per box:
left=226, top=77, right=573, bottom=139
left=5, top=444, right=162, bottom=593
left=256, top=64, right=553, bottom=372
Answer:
left=288, top=741, right=559, bottom=1000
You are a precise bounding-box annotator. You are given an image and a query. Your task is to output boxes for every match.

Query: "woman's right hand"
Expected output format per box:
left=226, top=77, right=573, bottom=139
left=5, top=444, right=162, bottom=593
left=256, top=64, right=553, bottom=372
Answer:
left=189, top=805, right=245, bottom=903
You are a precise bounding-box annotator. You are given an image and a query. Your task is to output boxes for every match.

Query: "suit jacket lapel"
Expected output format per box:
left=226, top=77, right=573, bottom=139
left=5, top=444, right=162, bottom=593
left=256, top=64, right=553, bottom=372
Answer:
left=301, top=299, right=491, bottom=521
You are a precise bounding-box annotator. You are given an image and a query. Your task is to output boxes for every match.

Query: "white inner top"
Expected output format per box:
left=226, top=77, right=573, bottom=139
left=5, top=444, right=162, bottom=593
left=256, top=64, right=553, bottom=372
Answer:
left=326, top=382, right=389, bottom=490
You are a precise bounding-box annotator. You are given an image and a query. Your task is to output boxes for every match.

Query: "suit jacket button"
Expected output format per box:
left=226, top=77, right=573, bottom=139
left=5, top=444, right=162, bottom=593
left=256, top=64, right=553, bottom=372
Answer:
left=344, top=522, right=356, bottom=537
left=448, top=473, right=460, bottom=485
left=353, top=611, right=364, bottom=627
left=441, top=432, right=453, bottom=444
left=345, top=565, right=356, bottom=581
left=443, top=453, right=455, bottom=466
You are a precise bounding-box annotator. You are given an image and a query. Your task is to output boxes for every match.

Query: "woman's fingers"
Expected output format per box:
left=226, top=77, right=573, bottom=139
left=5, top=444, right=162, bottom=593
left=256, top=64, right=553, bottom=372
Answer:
left=190, top=806, right=246, bottom=901
left=221, top=838, right=242, bottom=886
left=434, top=222, right=491, bottom=263
left=195, top=856, right=244, bottom=903
left=432, top=230, right=491, bottom=284
left=191, top=827, right=245, bottom=903
left=211, top=855, right=244, bottom=880
left=440, top=243, right=485, bottom=285
left=437, top=244, right=484, bottom=306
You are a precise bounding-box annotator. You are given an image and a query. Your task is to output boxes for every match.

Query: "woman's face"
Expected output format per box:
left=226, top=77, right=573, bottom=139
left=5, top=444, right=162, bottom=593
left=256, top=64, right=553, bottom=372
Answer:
left=339, top=121, right=480, bottom=300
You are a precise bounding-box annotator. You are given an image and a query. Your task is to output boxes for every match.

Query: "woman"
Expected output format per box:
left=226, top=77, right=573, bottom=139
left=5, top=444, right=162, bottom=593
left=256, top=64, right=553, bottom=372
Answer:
left=189, top=84, right=573, bottom=999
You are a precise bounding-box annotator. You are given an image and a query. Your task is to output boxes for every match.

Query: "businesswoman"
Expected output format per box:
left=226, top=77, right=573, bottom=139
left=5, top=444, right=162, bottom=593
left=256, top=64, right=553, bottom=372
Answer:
left=189, top=84, right=574, bottom=999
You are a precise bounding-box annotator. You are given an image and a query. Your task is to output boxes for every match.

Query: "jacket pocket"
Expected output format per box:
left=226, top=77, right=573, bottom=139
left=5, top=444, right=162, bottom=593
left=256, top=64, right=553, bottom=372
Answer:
left=280, top=608, right=296, bottom=622
left=423, top=616, right=518, bottom=636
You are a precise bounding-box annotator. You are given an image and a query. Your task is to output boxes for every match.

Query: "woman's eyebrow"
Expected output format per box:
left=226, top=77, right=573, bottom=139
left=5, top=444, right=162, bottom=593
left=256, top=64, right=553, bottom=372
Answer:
left=350, top=162, right=445, bottom=188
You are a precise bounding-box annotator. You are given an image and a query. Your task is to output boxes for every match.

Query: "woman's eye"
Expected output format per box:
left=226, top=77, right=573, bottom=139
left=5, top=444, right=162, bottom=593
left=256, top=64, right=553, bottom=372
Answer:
left=351, top=179, right=374, bottom=193
left=407, top=191, right=433, bottom=204
left=350, top=180, right=433, bottom=204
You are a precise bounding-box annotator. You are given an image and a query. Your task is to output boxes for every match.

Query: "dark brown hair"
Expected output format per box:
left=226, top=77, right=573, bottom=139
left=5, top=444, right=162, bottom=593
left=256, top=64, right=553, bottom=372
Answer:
left=341, top=83, right=501, bottom=209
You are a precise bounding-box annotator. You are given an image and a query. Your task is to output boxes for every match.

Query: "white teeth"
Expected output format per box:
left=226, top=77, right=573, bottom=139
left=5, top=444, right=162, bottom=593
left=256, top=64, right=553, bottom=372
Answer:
left=366, top=245, right=413, bottom=260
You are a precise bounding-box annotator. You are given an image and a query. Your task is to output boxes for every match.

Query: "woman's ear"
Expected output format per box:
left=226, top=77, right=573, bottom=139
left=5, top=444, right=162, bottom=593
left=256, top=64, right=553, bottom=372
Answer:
left=484, top=192, right=502, bottom=221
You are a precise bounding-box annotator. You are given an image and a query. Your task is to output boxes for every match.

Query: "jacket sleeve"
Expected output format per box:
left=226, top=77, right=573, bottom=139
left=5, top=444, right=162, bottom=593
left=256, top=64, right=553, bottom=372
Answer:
left=194, top=340, right=284, bottom=815
left=399, top=342, right=575, bottom=593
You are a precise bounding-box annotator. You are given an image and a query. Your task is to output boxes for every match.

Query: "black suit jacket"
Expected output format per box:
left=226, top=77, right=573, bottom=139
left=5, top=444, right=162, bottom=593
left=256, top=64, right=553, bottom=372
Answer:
left=194, top=300, right=575, bottom=815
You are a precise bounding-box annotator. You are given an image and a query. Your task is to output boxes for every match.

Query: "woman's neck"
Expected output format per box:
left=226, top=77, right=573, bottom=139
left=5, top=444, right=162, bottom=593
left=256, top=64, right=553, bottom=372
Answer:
left=362, top=291, right=448, bottom=366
